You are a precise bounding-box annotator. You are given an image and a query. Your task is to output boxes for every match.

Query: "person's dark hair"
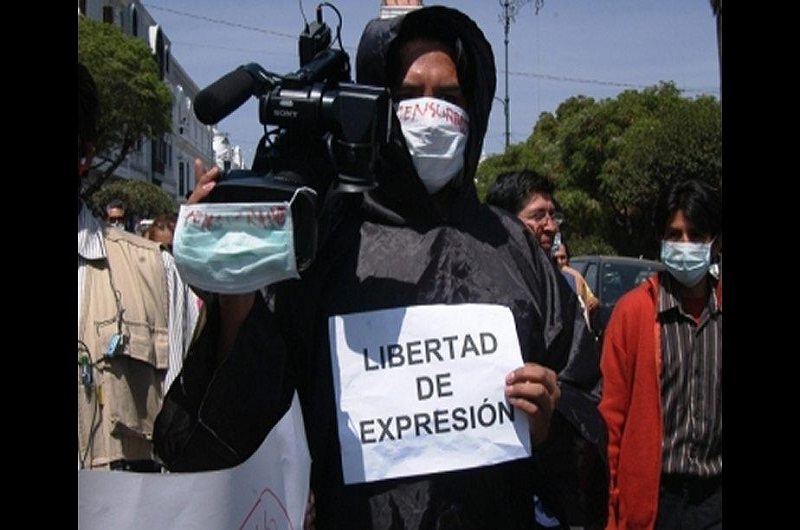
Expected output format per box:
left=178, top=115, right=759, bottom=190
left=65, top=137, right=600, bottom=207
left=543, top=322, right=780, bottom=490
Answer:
left=559, top=241, right=571, bottom=260
left=106, top=198, right=126, bottom=212
left=385, top=17, right=472, bottom=103
left=78, top=62, right=99, bottom=160
left=485, top=170, right=555, bottom=215
left=551, top=196, right=564, bottom=215
left=145, top=213, right=177, bottom=244
left=654, top=178, right=722, bottom=239
left=150, top=213, right=176, bottom=233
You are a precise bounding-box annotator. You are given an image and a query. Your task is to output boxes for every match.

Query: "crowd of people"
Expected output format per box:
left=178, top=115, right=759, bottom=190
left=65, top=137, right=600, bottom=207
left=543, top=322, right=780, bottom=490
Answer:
left=78, top=5, right=721, bottom=530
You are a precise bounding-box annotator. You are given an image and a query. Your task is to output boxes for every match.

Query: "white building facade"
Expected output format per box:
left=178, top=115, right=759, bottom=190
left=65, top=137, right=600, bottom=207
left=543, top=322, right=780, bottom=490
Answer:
left=78, top=0, right=215, bottom=203
left=212, top=129, right=246, bottom=173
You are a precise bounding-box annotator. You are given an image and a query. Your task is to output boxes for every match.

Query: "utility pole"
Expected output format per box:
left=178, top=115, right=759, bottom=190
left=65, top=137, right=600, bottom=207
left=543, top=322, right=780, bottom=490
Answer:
left=498, top=0, right=543, bottom=151
left=709, top=0, right=721, bottom=97
left=502, top=0, right=511, bottom=151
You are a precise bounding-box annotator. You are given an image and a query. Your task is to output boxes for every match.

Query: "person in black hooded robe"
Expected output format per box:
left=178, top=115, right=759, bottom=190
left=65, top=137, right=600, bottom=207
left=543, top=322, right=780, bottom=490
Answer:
left=155, top=6, right=606, bottom=529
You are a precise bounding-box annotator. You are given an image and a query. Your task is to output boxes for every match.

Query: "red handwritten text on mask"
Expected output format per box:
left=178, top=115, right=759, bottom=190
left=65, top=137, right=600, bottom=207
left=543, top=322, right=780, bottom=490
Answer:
left=396, top=99, right=469, bottom=134
left=183, top=205, right=287, bottom=230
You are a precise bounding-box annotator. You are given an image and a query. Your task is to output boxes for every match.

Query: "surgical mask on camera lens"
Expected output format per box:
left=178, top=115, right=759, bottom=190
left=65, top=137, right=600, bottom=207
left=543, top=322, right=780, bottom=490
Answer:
left=395, top=97, right=468, bottom=194
left=173, top=189, right=312, bottom=294
left=660, top=240, right=713, bottom=288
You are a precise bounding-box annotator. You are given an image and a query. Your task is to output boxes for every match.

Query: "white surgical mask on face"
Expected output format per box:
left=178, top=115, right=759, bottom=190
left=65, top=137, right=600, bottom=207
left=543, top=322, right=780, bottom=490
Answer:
left=394, top=96, right=469, bottom=194
left=660, top=239, right=713, bottom=288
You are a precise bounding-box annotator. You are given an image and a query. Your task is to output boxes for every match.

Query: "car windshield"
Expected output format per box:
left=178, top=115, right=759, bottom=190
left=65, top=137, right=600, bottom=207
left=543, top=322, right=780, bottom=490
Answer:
left=600, top=262, right=660, bottom=306
left=569, top=255, right=664, bottom=338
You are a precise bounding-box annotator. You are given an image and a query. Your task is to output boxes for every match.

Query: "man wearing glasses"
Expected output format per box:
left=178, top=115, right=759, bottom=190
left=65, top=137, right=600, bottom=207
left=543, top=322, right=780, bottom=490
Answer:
left=485, top=169, right=564, bottom=255
left=486, top=169, right=606, bottom=527
left=105, top=199, right=127, bottom=231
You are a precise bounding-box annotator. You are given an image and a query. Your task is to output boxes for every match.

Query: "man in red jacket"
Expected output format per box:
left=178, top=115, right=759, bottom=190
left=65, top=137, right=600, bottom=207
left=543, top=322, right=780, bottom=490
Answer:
left=599, top=179, right=721, bottom=530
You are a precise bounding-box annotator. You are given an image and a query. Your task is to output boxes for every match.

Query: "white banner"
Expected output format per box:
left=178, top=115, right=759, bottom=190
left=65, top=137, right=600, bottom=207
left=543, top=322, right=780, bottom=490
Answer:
left=78, top=392, right=310, bottom=530
left=329, top=303, right=531, bottom=485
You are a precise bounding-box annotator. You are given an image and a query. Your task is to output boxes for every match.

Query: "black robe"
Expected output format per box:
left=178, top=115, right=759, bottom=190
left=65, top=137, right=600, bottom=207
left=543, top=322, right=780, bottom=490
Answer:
left=155, top=6, right=607, bottom=529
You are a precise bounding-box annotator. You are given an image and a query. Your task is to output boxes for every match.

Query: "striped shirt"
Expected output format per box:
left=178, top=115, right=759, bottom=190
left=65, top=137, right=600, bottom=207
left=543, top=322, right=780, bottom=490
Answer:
left=658, top=272, right=722, bottom=477
left=78, top=201, right=199, bottom=392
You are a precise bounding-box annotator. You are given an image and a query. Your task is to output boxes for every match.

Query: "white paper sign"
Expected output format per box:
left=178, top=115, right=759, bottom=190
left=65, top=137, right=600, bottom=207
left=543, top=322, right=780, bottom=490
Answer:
left=329, top=303, right=531, bottom=484
left=78, top=392, right=310, bottom=530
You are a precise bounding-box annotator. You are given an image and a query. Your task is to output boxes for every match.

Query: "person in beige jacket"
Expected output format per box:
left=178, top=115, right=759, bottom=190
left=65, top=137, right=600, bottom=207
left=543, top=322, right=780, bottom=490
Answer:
left=77, top=62, right=199, bottom=471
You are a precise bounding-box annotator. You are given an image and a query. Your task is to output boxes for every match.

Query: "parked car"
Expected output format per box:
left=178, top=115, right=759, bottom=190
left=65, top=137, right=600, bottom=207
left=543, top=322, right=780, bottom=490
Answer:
left=569, top=255, right=665, bottom=338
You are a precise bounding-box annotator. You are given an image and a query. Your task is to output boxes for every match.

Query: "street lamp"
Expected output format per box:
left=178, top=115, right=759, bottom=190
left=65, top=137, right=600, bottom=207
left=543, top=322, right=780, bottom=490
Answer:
left=498, top=0, right=542, bottom=151
left=499, top=0, right=518, bottom=151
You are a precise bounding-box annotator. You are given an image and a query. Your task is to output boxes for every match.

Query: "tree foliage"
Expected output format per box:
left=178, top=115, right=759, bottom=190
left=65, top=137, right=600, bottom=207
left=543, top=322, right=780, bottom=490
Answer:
left=78, top=16, right=172, bottom=195
left=90, top=179, right=177, bottom=222
left=476, top=82, right=721, bottom=259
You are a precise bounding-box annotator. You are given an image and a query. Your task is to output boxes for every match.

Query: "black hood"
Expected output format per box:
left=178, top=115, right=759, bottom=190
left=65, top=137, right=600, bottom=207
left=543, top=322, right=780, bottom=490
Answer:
left=355, top=6, right=497, bottom=227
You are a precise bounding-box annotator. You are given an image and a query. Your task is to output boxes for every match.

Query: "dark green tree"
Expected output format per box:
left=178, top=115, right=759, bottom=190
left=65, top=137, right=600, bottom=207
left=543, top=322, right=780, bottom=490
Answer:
left=476, top=82, right=721, bottom=258
left=599, top=92, right=721, bottom=257
left=90, top=179, right=176, bottom=222
left=78, top=16, right=172, bottom=197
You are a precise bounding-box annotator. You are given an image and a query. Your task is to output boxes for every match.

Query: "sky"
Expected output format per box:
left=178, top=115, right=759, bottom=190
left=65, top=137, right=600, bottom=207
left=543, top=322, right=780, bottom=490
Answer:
left=141, top=0, right=720, bottom=162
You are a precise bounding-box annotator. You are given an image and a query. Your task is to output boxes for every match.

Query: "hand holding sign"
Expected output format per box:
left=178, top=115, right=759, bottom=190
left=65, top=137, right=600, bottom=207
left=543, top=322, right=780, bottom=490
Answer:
left=505, top=363, right=560, bottom=446
left=329, top=303, right=532, bottom=484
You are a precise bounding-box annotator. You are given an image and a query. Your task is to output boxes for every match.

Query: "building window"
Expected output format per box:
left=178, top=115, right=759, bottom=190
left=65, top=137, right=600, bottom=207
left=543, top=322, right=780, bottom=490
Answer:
left=178, top=162, right=186, bottom=197
left=151, top=26, right=166, bottom=79
left=102, top=6, right=114, bottom=23
left=168, top=144, right=172, bottom=167
left=131, top=7, right=138, bottom=37
left=151, top=137, right=166, bottom=175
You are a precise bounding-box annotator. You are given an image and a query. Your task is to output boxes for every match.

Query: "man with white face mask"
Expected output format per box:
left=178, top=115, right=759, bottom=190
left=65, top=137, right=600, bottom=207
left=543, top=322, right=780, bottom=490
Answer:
left=393, top=95, right=468, bottom=194
left=156, top=7, right=605, bottom=528
left=599, top=178, right=722, bottom=530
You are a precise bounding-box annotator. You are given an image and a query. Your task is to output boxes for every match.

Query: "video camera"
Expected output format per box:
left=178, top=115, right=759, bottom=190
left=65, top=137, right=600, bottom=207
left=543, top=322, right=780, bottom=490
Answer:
left=191, top=3, right=390, bottom=270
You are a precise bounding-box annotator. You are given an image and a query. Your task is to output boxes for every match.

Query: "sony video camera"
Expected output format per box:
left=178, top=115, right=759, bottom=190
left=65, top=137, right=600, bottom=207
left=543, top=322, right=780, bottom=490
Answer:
left=191, top=3, right=390, bottom=270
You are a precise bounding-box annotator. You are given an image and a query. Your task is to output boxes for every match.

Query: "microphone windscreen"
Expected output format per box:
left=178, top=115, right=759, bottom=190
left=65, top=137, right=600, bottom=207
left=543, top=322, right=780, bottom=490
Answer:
left=194, top=67, right=257, bottom=125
